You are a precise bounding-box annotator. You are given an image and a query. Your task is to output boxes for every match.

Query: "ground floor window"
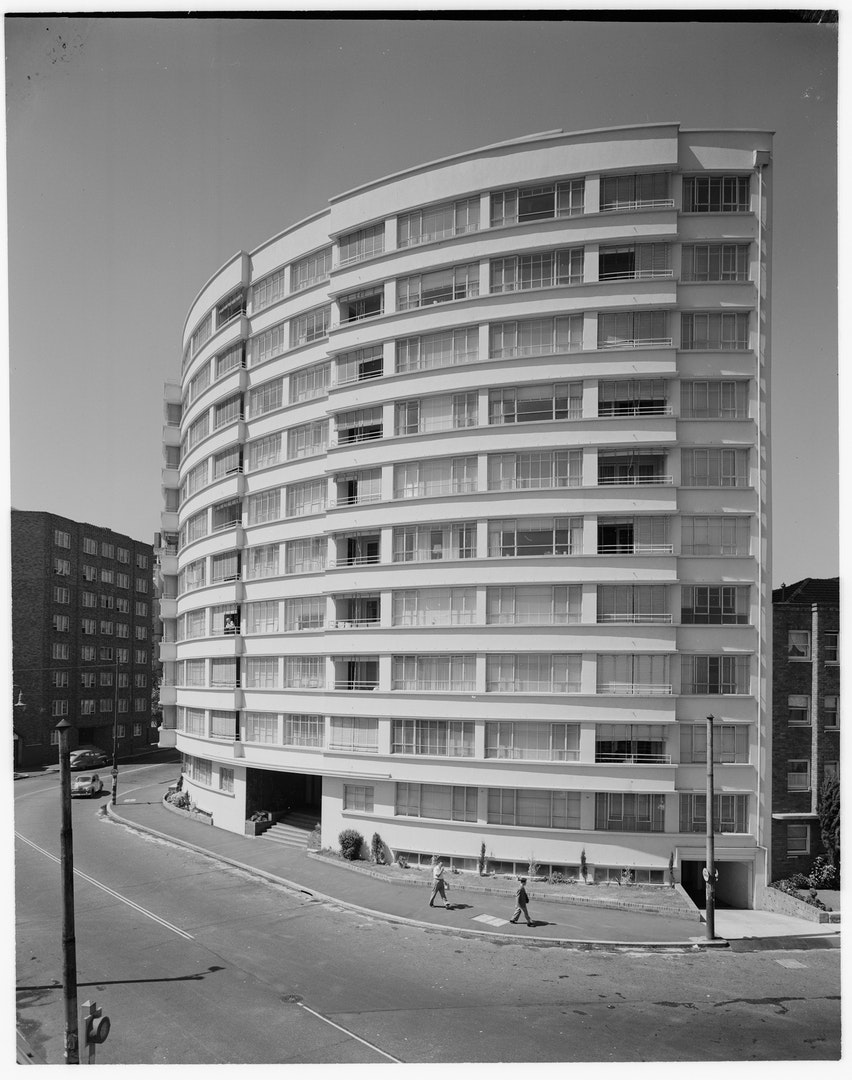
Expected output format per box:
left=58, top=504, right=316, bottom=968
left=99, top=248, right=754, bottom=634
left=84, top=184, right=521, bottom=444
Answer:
left=595, top=792, right=665, bottom=832
left=395, top=782, right=477, bottom=821
left=679, top=793, right=748, bottom=833
left=786, top=823, right=809, bottom=855
left=219, top=767, right=234, bottom=794
left=487, top=789, right=580, bottom=829
left=344, top=784, right=374, bottom=812
left=183, top=754, right=212, bottom=787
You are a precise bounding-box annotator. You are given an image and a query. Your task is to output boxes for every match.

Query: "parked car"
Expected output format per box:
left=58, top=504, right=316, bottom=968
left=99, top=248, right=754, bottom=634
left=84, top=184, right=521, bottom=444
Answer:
left=69, top=747, right=109, bottom=771
left=71, top=773, right=104, bottom=798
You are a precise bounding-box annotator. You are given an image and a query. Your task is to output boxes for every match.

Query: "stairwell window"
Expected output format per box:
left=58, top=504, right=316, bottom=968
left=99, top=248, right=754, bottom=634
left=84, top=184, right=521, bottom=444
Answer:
left=491, top=248, right=583, bottom=292
left=682, top=175, right=750, bottom=213
left=681, top=312, right=749, bottom=350
left=490, top=179, right=585, bottom=225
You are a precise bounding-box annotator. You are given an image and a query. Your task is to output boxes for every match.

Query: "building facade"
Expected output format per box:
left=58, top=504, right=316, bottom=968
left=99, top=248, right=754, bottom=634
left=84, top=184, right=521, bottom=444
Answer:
left=770, top=578, right=839, bottom=881
left=160, top=123, right=772, bottom=906
left=11, top=509, right=157, bottom=768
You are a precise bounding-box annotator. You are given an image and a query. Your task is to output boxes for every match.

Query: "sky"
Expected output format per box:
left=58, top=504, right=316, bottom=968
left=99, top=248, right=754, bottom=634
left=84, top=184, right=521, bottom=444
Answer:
left=2, top=10, right=840, bottom=588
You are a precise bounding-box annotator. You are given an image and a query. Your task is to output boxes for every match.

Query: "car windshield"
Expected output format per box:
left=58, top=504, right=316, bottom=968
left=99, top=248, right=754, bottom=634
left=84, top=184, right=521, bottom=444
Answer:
left=75, top=775, right=93, bottom=783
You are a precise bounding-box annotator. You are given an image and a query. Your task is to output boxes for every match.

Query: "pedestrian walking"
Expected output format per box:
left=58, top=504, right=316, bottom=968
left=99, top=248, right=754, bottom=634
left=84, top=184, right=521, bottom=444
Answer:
left=429, top=860, right=450, bottom=907
left=509, top=877, right=533, bottom=925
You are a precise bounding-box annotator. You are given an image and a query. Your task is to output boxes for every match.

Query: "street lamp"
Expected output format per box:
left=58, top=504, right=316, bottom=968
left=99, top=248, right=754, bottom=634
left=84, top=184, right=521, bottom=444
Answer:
left=704, top=713, right=718, bottom=941
left=55, top=719, right=80, bottom=1064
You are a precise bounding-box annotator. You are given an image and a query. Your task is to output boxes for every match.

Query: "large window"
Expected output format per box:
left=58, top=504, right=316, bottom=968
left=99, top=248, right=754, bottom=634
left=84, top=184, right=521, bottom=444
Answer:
left=485, top=722, right=579, bottom=761
left=681, top=244, right=749, bottom=282
left=395, top=392, right=477, bottom=435
left=682, top=449, right=749, bottom=487
left=290, top=307, right=331, bottom=348
left=681, top=515, right=750, bottom=556
left=244, top=712, right=279, bottom=744
left=252, top=267, right=286, bottom=312
left=285, top=537, right=326, bottom=575
left=681, top=585, right=749, bottom=625
left=391, top=655, right=476, bottom=692
left=598, top=243, right=670, bottom=280
left=396, top=783, right=477, bottom=821
left=216, top=289, right=245, bottom=327
left=286, top=478, right=327, bottom=518
left=597, top=516, right=671, bottom=555
left=246, top=434, right=282, bottom=474
left=216, top=343, right=245, bottom=378
left=596, top=654, right=670, bottom=695
left=245, top=657, right=279, bottom=689
left=397, top=326, right=478, bottom=373
left=680, top=380, right=749, bottom=418
left=212, top=499, right=241, bottom=532
left=490, top=316, right=582, bottom=358
left=251, top=322, right=287, bottom=367
left=283, top=596, right=325, bottom=631
left=334, top=469, right=382, bottom=507
left=486, top=653, right=581, bottom=693
left=488, top=517, right=581, bottom=557
left=596, top=725, right=668, bottom=764
left=284, top=714, right=324, bottom=747
left=398, top=197, right=480, bottom=247
left=598, top=311, right=669, bottom=348
left=600, top=172, right=670, bottom=211
left=681, top=313, right=749, bottom=350
left=244, top=600, right=278, bottom=634
left=488, top=450, right=582, bottom=491
left=680, top=724, right=749, bottom=764
left=338, top=223, right=384, bottom=265
left=491, top=248, right=583, bottom=292
left=214, top=394, right=243, bottom=429
left=344, top=785, right=374, bottom=812
left=329, top=717, right=378, bottom=753
left=394, top=456, right=476, bottom=499
left=595, top=793, right=665, bottom=832
left=397, top=263, right=479, bottom=310
left=679, top=793, right=749, bottom=833
left=244, top=543, right=280, bottom=580
left=339, top=288, right=383, bottom=323
left=491, top=179, right=584, bottom=225
left=392, top=521, right=475, bottom=562
left=597, top=585, right=669, bottom=624
left=284, top=656, right=324, bottom=689
left=598, top=380, right=668, bottom=417
left=487, top=584, right=580, bottom=626
left=392, top=587, right=475, bottom=627
left=490, top=383, right=582, bottom=424
left=392, top=719, right=474, bottom=757
left=247, top=488, right=281, bottom=525
left=488, top=788, right=580, bottom=829
left=247, top=377, right=284, bottom=418
left=291, top=247, right=332, bottom=291
left=210, top=551, right=240, bottom=583
left=681, top=655, right=750, bottom=695
left=288, top=419, right=328, bottom=460
left=183, top=413, right=209, bottom=454
left=336, top=407, right=383, bottom=445
left=682, top=175, right=750, bottom=213
left=336, top=346, right=384, bottom=387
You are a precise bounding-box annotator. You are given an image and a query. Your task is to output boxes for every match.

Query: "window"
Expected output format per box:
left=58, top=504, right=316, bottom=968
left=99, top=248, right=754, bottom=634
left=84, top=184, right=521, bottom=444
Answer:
left=488, top=788, right=580, bottom=829
left=392, top=521, right=475, bottom=563
left=680, top=724, right=749, bottom=764
left=286, top=479, right=327, bottom=519
left=681, top=793, right=749, bottom=834
left=396, top=783, right=477, bottom=822
left=597, top=516, right=671, bottom=555
left=291, top=247, right=332, bottom=291
left=681, top=516, right=750, bottom=556
left=595, top=793, right=665, bottom=832
left=284, top=714, right=324, bottom=747
left=135, top=578, right=149, bottom=593
left=398, top=197, right=479, bottom=247
left=118, top=547, right=131, bottom=563
left=290, top=306, right=331, bottom=347
left=598, top=243, right=670, bottom=280
left=51, top=671, right=69, bottom=688
left=490, top=315, right=582, bottom=358
left=681, top=244, right=749, bottom=282
left=487, top=585, right=580, bottom=625
left=334, top=594, right=377, bottom=630
left=681, top=585, right=749, bottom=625
left=824, top=696, right=838, bottom=728
left=329, top=717, right=378, bottom=753
left=598, top=311, right=669, bottom=348
left=397, top=262, right=479, bottom=310
left=247, top=433, right=283, bottom=473
left=395, top=392, right=477, bottom=435
left=681, top=313, right=749, bottom=350
left=490, top=179, right=584, bottom=225
left=219, top=767, right=234, bottom=793
left=787, top=760, right=810, bottom=792
left=211, top=658, right=237, bottom=688
left=186, top=359, right=212, bottom=403
left=245, top=657, right=280, bottom=689
left=178, top=558, right=206, bottom=593
left=245, top=600, right=279, bottom=634
left=396, top=326, right=478, bottom=373
left=247, top=377, right=284, bottom=418
left=488, top=450, right=581, bottom=491
left=680, top=380, right=749, bottom=418
left=787, top=823, right=809, bottom=856
left=54, top=529, right=71, bottom=548
left=179, top=709, right=205, bottom=735
left=211, top=551, right=241, bottom=583
left=216, top=343, right=245, bottom=377
left=600, top=172, right=670, bottom=211
left=334, top=469, right=382, bottom=507
left=52, top=643, right=70, bottom=660
left=288, top=419, right=328, bottom=460
left=344, top=785, right=375, bottom=812
left=135, top=649, right=147, bottom=664
left=183, top=413, right=209, bottom=452
left=485, top=722, right=579, bottom=761
left=333, top=657, right=378, bottom=690
left=252, top=267, right=286, bottom=311
left=83, top=538, right=98, bottom=555
left=80, top=672, right=96, bottom=688
left=335, top=532, right=380, bottom=567
left=284, top=656, right=324, bottom=689
left=394, top=456, right=476, bottom=499
left=212, top=499, right=242, bottom=531
left=787, top=695, right=811, bottom=726
left=248, top=488, right=281, bottom=526
left=681, top=655, right=750, bottom=695
left=181, top=460, right=208, bottom=502
left=101, top=542, right=114, bottom=559
left=180, top=510, right=208, bottom=548
left=392, top=588, right=475, bottom=627
left=598, top=380, right=668, bottom=417
left=244, top=543, right=280, bottom=580
left=338, top=222, right=384, bottom=265
left=486, top=653, right=581, bottom=693
left=100, top=699, right=114, bottom=714
left=682, top=449, right=749, bottom=487
left=82, top=565, right=97, bottom=582
left=392, top=719, right=474, bottom=757
left=596, top=724, right=668, bottom=764
left=490, top=383, right=582, bottom=424
left=244, top=712, right=278, bottom=744
left=51, top=701, right=68, bottom=718
left=135, top=553, right=148, bottom=569
left=80, top=700, right=95, bottom=715
left=213, top=445, right=242, bottom=479
left=824, top=632, right=839, bottom=664
left=339, top=288, right=384, bottom=323
left=597, top=584, right=669, bottom=624
left=488, top=517, right=582, bottom=557
left=53, top=586, right=70, bottom=604
left=53, top=558, right=70, bottom=576
left=335, top=345, right=383, bottom=387
left=80, top=618, right=96, bottom=635
left=284, top=536, right=326, bottom=575
left=284, top=596, right=325, bottom=632
left=391, top=655, right=476, bottom=692
left=214, top=394, right=243, bottom=429
left=336, top=407, right=383, bottom=445
left=682, top=175, right=750, bottom=213
left=597, top=654, right=670, bottom=695
left=216, top=288, right=245, bottom=327
left=81, top=646, right=96, bottom=661
left=788, top=630, right=811, bottom=661
left=490, top=248, right=583, bottom=292
left=250, top=321, right=287, bottom=367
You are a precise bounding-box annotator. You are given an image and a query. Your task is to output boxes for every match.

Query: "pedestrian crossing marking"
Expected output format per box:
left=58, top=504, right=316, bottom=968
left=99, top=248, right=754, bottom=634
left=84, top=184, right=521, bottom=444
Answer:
left=473, top=914, right=510, bottom=926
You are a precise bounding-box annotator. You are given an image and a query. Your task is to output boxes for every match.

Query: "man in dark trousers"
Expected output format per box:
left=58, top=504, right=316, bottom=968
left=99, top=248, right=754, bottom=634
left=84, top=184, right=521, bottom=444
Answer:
left=509, top=877, right=533, bottom=925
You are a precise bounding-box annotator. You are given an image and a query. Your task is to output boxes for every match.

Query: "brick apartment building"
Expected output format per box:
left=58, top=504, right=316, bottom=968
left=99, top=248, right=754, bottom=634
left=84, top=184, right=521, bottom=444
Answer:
left=770, top=577, right=840, bottom=880
left=11, top=509, right=156, bottom=769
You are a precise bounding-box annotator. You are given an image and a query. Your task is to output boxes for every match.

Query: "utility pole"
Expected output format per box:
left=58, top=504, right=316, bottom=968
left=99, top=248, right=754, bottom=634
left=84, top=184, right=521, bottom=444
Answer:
left=111, top=656, right=119, bottom=806
left=704, top=713, right=717, bottom=941
left=56, top=719, right=80, bottom=1064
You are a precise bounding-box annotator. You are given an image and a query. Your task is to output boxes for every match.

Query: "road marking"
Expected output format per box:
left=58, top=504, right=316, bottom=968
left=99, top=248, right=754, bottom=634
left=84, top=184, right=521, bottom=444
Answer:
left=14, top=762, right=176, bottom=802
left=775, top=958, right=807, bottom=969
left=472, top=914, right=510, bottom=926
left=297, top=1002, right=402, bottom=1063
left=15, top=833, right=194, bottom=941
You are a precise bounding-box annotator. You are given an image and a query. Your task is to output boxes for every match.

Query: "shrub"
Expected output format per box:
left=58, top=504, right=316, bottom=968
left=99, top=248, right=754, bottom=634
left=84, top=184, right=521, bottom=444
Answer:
left=549, top=872, right=565, bottom=885
left=167, top=790, right=191, bottom=810
left=339, top=829, right=364, bottom=861
left=788, top=872, right=810, bottom=888
left=528, top=854, right=540, bottom=879
left=370, top=832, right=385, bottom=865
left=396, top=853, right=409, bottom=870
left=808, top=855, right=838, bottom=889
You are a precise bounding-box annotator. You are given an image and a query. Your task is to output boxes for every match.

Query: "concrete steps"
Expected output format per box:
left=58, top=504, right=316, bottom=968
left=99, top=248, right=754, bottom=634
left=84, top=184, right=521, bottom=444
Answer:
left=261, top=812, right=320, bottom=849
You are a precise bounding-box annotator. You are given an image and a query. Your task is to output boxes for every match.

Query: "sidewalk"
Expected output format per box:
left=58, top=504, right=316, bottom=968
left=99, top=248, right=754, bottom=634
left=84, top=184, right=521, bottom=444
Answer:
left=105, top=780, right=841, bottom=951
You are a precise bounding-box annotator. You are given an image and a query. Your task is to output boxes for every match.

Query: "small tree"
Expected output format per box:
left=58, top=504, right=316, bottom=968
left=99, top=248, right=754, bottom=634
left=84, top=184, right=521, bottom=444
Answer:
left=580, top=848, right=588, bottom=882
left=478, top=841, right=487, bottom=875
left=528, top=853, right=540, bottom=879
left=370, top=832, right=385, bottom=865
left=339, top=829, right=364, bottom=861
left=668, top=851, right=676, bottom=888
left=818, top=775, right=840, bottom=875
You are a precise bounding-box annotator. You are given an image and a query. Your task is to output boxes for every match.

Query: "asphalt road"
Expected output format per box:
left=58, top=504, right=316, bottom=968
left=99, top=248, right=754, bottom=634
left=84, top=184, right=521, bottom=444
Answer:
left=14, top=760, right=841, bottom=1064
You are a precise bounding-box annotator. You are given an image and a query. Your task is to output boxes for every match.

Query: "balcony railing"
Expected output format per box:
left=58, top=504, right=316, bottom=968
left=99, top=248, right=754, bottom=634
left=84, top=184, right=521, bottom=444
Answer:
left=597, top=682, right=673, bottom=695
left=331, top=554, right=380, bottom=568
left=595, top=752, right=672, bottom=764
left=331, top=618, right=381, bottom=629
left=598, top=269, right=674, bottom=281
left=598, top=338, right=673, bottom=350
left=333, top=679, right=379, bottom=690
left=597, top=544, right=674, bottom=555
left=597, top=404, right=672, bottom=417
left=331, top=492, right=382, bottom=508
left=596, top=613, right=674, bottom=624
left=395, top=480, right=477, bottom=499
left=598, top=475, right=672, bottom=486
left=485, top=749, right=581, bottom=762
left=600, top=198, right=675, bottom=212
left=398, top=223, right=479, bottom=248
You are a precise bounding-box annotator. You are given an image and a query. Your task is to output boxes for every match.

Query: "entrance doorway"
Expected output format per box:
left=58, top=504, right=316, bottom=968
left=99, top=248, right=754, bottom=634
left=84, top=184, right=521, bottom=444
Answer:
left=681, top=860, right=751, bottom=909
left=245, top=768, right=321, bottom=818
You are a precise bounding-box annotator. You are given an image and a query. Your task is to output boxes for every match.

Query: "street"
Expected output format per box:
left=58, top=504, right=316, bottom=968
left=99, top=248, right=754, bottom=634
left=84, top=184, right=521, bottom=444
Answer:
left=14, top=760, right=841, bottom=1064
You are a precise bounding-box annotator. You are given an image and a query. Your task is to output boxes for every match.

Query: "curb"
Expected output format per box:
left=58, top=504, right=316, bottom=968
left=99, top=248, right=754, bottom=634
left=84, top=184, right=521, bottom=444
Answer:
left=104, top=802, right=727, bottom=951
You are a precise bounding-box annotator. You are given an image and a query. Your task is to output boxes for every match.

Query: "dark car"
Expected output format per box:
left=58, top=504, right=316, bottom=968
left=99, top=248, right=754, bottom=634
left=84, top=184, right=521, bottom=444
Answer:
left=69, top=747, right=109, bottom=771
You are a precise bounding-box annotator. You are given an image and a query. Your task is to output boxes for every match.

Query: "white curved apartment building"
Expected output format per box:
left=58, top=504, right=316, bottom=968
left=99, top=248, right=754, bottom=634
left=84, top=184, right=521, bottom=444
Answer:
left=158, top=123, right=772, bottom=906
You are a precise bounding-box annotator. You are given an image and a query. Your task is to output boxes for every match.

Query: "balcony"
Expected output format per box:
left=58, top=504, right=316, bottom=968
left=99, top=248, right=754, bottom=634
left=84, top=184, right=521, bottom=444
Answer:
left=597, top=683, right=673, bottom=695
left=598, top=474, right=672, bottom=486
left=596, top=613, right=674, bottom=624
left=598, top=337, right=673, bottom=350
left=597, top=544, right=674, bottom=555
left=595, top=752, right=672, bottom=765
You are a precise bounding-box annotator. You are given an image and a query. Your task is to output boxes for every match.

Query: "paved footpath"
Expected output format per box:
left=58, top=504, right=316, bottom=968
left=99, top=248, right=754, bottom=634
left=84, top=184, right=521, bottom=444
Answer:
left=103, top=779, right=841, bottom=952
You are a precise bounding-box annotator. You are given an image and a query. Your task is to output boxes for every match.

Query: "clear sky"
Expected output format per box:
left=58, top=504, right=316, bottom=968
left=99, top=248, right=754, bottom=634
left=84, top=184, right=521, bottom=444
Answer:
left=3, top=11, right=839, bottom=587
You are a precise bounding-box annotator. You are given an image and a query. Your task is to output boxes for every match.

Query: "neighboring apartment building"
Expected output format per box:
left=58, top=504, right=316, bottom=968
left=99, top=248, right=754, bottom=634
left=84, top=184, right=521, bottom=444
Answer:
left=11, top=509, right=156, bottom=768
left=160, top=123, right=773, bottom=907
left=770, top=577, right=840, bottom=881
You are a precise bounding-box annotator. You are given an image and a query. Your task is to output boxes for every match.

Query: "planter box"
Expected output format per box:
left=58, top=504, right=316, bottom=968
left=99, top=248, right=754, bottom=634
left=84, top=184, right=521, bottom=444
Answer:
left=245, top=819, right=274, bottom=836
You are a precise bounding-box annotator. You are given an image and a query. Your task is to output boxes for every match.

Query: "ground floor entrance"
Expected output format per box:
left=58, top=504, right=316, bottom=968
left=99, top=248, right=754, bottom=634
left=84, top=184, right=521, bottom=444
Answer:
left=681, top=859, right=752, bottom=909
left=245, top=768, right=321, bottom=819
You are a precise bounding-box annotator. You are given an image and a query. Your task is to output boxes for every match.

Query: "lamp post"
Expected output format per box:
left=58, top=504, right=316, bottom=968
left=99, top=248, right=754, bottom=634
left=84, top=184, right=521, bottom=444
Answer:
left=704, top=713, right=717, bottom=941
left=111, top=656, right=119, bottom=806
left=56, top=719, right=80, bottom=1064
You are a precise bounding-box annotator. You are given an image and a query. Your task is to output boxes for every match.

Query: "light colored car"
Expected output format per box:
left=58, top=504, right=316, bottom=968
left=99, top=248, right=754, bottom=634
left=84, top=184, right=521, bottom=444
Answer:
left=71, top=773, right=104, bottom=798
left=69, top=747, right=109, bottom=771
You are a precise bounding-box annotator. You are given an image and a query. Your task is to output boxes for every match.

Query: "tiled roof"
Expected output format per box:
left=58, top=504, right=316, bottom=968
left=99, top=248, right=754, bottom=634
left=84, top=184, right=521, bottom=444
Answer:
left=772, top=577, right=840, bottom=605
